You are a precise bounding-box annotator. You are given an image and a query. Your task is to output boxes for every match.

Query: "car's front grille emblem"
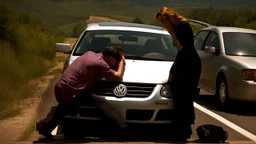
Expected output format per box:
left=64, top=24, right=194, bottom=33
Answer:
left=91, top=82, right=155, bottom=98
left=113, top=84, right=127, bottom=97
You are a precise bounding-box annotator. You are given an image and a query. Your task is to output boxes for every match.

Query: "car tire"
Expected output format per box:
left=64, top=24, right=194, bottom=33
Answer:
left=62, top=119, right=85, bottom=140
left=216, top=75, right=230, bottom=109
left=64, top=131, right=84, bottom=140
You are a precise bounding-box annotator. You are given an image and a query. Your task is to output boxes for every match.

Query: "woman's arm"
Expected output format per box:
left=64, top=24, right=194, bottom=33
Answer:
left=163, top=25, right=183, bottom=51
left=170, top=32, right=183, bottom=51
left=168, top=73, right=174, bottom=83
left=167, top=22, right=194, bottom=51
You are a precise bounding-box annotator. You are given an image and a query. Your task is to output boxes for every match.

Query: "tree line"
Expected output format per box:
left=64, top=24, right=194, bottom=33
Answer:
left=130, top=7, right=256, bottom=33
left=189, top=7, right=256, bottom=29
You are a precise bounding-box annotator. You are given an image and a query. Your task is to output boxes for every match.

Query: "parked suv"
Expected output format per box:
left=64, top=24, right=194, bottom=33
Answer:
left=55, top=22, right=178, bottom=137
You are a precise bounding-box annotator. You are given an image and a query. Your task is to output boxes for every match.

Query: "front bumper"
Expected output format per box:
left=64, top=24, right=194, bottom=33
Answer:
left=229, top=80, right=256, bottom=102
left=65, top=85, right=174, bottom=124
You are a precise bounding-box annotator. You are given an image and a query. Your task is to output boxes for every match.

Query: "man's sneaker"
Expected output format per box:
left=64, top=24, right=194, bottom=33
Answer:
left=36, top=120, right=53, bottom=139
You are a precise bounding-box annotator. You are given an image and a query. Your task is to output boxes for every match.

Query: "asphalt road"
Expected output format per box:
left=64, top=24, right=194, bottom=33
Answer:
left=28, top=74, right=256, bottom=144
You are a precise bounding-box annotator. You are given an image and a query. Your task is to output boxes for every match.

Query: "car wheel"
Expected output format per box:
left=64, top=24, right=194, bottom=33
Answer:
left=62, top=119, right=85, bottom=140
left=216, top=76, right=230, bottom=109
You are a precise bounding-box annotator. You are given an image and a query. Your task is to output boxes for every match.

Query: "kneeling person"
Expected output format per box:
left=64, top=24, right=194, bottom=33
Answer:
left=36, top=46, right=125, bottom=139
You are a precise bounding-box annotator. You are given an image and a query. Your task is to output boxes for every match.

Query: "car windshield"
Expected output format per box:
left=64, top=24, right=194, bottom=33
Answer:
left=223, top=32, right=256, bottom=56
left=73, top=30, right=177, bottom=61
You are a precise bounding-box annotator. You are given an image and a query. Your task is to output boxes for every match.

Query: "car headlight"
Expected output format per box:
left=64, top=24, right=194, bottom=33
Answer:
left=160, top=84, right=172, bottom=98
left=241, top=69, right=256, bottom=82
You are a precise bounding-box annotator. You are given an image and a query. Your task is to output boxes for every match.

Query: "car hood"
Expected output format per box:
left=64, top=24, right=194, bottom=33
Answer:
left=69, top=56, right=173, bottom=84
left=230, top=56, right=256, bottom=69
left=122, top=60, right=173, bottom=84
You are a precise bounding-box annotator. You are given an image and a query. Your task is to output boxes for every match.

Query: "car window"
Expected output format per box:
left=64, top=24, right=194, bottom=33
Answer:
left=161, top=38, right=168, bottom=50
left=194, top=30, right=209, bottom=50
left=204, top=32, right=219, bottom=50
left=223, top=32, right=256, bottom=56
left=94, top=34, right=152, bottom=45
left=73, top=30, right=178, bottom=61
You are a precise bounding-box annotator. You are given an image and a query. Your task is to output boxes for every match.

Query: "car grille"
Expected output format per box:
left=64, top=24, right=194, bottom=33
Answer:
left=91, top=81, right=156, bottom=98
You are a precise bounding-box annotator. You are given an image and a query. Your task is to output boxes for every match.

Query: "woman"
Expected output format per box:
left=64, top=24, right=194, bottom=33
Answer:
left=156, top=7, right=202, bottom=141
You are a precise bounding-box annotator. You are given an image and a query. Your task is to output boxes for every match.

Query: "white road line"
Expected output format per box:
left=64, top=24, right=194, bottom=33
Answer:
left=51, top=126, right=58, bottom=135
left=194, top=102, right=256, bottom=142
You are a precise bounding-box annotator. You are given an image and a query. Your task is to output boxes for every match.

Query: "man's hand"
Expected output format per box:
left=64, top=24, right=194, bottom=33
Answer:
left=107, top=55, right=126, bottom=82
left=120, top=55, right=125, bottom=63
left=121, top=55, right=125, bottom=61
left=120, top=55, right=125, bottom=66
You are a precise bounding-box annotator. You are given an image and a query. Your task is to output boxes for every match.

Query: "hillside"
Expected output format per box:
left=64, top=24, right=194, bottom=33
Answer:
left=0, top=0, right=156, bottom=26
left=3, top=0, right=246, bottom=28
left=1, top=0, right=255, bottom=36
left=49, top=0, right=256, bottom=8
left=125, top=0, right=256, bottom=8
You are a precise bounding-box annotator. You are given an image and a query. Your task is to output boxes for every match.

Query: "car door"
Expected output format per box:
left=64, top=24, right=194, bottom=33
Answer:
left=200, top=31, right=221, bottom=92
left=194, top=30, right=210, bottom=89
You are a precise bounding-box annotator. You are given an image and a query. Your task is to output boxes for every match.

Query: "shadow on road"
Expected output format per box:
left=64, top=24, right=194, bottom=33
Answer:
left=32, top=122, right=205, bottom=144
left=32, top=89, right=232, bottom=144
left=31, top=121, right=231, bottom=144
left=33, top=137, right=190, bottom=144
left=33, top=137, right=229, bottom=144
left=196, top=94, right=256, bottom=116
left=32, top=134, right=227, bottom=144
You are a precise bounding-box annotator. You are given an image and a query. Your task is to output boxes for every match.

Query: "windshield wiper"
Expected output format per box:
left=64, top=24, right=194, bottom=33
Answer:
left=124, top=55, right=166, bottom=61
left=124, top=55, right=145, bottom=60
left=143, top=57, right=166, bottom=61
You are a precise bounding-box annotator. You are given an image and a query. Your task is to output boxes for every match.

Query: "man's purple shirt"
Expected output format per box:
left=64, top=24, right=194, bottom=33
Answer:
left=56, top=51, right=115, bottom=95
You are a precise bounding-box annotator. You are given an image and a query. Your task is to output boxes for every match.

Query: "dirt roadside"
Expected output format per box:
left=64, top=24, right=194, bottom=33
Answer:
left=0, top=38, right=76, bottom=142
left=0, top=16, right=118, bottom=142
left=86, top=16, right=119, bottom=24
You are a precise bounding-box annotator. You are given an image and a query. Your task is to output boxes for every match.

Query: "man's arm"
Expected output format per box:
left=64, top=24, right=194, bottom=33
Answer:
left=107, top=56, right=125, bottom=81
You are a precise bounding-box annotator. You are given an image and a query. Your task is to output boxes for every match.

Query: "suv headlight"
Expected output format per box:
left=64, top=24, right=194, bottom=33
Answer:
left=160, top=84, right=172, bottom=98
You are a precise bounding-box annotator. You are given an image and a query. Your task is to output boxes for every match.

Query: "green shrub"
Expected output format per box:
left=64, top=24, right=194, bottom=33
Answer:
left=0, top=4, right=65, bottom=119
left=189, top=7, right=256, bottom=30
left=72, top=23, right=86, bottom=37
left=132, top=17, right=145, bottom=24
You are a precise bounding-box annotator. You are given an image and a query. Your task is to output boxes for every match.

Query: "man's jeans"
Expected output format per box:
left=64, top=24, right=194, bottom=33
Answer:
left=45, top=92, right=127, bottom=131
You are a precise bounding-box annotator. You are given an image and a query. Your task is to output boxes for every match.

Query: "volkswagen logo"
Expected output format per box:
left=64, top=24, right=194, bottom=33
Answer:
left=113, top=84, right=127, bottom=97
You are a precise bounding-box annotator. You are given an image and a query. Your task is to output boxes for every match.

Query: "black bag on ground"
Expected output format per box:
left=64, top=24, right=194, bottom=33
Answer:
left=196, top=124, right=228, bottom=142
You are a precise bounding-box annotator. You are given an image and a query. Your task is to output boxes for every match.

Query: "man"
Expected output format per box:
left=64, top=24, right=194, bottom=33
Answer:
left=36, top=46, right=125, bottom=139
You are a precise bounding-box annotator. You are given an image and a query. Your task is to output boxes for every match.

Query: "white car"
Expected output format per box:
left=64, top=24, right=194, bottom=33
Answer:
left=55, top=22, right=185, bottom=137
left=192, top=20, right=256, bottom=108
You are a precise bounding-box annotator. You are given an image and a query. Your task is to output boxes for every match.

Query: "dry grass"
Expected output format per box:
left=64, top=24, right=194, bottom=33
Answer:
left=0, top=38, right=76, bottom=141
left=17, top=38, right=77, bottom=141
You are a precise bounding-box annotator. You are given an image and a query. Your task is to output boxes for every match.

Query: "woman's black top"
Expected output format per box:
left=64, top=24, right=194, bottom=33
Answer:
left=169, top=21, right=202, bottom=99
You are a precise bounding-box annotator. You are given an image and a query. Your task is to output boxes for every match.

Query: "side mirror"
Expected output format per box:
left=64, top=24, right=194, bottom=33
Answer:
left=55, top=43, right=71, bottom=53
left=204, top=46, right=216, bottom=54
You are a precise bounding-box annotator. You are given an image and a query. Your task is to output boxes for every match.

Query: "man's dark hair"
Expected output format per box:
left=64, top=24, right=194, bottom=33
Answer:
left=102, top=46, right=123, bottom=62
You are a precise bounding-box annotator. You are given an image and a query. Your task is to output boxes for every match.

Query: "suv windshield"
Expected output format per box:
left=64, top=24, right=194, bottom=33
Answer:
left=223, top=32, right=256, bottom=56
left=73, top=30, right=177, bottom=61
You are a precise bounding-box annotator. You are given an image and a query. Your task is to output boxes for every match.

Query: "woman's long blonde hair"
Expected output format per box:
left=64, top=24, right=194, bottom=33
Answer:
left=156, top=6, right=188, bottom=24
